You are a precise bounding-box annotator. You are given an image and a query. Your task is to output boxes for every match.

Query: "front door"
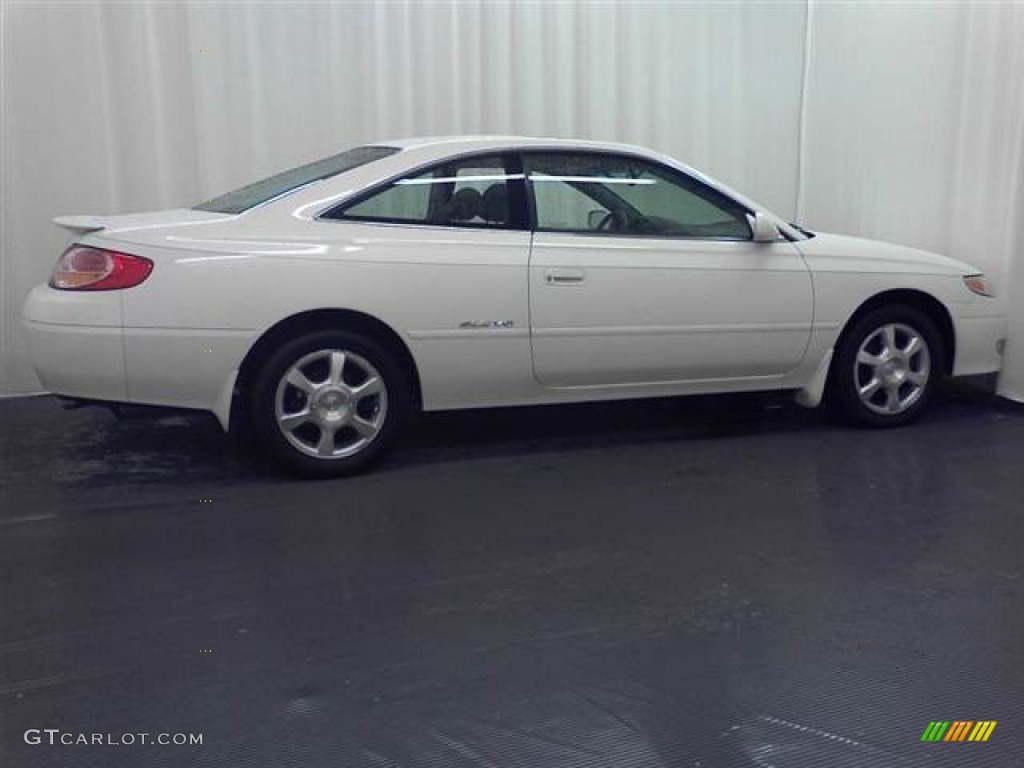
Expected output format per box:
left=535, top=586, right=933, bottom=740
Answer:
left=525, top=151, right=813, bottom=388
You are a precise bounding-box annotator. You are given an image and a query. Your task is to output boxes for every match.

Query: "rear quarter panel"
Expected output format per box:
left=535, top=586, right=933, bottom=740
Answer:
left=102, top=217, right=534, bottom=413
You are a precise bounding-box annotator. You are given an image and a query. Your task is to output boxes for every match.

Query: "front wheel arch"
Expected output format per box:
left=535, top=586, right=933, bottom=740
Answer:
left=832, top=290, right=955, bottom=377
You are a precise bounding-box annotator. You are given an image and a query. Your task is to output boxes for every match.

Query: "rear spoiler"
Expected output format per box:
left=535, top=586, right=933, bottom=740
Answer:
left=53, top=216, right=107, bottom=234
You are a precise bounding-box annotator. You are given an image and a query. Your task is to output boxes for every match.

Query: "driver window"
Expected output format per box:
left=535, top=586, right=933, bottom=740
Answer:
left=530, top=174, right=608, bottom=231
left=524, top=152, right=751, bottom=239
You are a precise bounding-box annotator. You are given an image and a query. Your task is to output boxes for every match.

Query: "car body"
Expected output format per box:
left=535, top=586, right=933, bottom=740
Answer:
left=23, top=136, right=1006, bottom=475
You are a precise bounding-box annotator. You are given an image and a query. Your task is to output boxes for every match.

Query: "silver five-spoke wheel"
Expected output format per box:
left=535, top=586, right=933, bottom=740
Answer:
left=274, top=349, right=388, bottom=459
left=854, top=323, right=931, bottom=415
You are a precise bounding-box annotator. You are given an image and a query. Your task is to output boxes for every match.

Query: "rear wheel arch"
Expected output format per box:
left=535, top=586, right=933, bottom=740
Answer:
left=233, top=309, right=422, bottom=426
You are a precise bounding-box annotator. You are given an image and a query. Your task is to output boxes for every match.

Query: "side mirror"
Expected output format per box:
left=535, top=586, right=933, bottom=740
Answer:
left=751, top=212, right=781, bottom=243
left=588, top=209, right=607, bottom=230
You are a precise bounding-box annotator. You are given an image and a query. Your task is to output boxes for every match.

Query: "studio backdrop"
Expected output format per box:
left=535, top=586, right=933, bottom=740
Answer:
left=2, top=1, right=1022, bottom=397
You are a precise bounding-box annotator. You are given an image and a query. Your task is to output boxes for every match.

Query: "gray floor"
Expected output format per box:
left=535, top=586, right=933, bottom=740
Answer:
left=1, top=388, right=1022, bottom=767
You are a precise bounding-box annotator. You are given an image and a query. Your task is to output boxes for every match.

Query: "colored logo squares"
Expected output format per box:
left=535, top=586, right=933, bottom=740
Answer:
left=921, top=721, right=997, bottom=742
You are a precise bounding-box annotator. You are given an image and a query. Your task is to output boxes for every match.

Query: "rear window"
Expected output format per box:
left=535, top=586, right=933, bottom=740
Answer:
left=194, top=145, right=400, bottom=214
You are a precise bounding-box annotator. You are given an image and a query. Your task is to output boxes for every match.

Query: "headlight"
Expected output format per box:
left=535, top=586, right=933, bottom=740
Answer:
left=963, top=274, right=993, bottom=297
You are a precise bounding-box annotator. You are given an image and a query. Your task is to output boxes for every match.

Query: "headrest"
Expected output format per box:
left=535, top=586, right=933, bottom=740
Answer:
left=482, top=184, right=508, bottom=224
left=449, top=187, right=482, bottom=221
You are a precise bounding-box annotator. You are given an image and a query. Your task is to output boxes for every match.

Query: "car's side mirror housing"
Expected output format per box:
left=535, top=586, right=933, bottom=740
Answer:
left=751, top=211, right=781, bottom=243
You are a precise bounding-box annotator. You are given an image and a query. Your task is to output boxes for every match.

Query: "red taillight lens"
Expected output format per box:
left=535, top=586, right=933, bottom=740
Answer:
left=50, top=246, right=153, bottom=291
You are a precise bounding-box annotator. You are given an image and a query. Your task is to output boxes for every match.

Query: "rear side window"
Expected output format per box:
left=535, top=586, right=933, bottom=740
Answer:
left=194, top=146, right=400, bottom=214
left=324, top=154, right=520, bottom=229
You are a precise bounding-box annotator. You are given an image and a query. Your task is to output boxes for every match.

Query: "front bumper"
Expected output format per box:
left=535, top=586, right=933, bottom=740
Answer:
left=952, top=313, right=1006, bottom=377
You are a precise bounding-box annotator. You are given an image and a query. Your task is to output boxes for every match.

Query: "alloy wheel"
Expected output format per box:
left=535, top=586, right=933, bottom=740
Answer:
left=853, top=323, right=931, bottom=416
left=274, top=349, right=388, bottom=459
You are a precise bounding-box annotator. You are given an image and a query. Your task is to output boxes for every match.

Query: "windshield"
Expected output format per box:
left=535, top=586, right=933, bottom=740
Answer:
left=194, top=145, right=400, bottom=214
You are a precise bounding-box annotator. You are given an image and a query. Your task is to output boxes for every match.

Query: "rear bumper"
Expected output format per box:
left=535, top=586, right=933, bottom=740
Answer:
left=22, top=284, right=248, bottom=428
left=23, top=285, right=128, bottom=401
left=24, top=318, right=128, bottom=401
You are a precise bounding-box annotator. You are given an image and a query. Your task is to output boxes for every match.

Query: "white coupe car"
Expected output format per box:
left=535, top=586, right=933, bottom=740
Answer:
left=24, top=136, right=1006, bottom=476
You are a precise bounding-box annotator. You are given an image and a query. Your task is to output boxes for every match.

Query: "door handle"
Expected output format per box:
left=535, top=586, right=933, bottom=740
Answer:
left=544, top=269, right=585, bottom=285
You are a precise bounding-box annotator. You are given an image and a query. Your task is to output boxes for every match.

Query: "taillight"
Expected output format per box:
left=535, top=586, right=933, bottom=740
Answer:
left=50, top=246, right=153, bottom=291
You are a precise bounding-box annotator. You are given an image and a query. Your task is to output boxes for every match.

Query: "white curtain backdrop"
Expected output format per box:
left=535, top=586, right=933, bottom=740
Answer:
left=798, top=1, right=1024, bottom=400
left=1, top=0, right=1022, bottom=398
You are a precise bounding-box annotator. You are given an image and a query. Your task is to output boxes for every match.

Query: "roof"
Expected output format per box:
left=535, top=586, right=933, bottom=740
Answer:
left=375, top=134, right=657, bottom=155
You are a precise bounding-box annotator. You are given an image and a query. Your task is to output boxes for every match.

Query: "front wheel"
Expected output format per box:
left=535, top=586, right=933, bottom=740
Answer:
left=251, top=330, right=408, bottom=477
left=827, top=305, right=944, bottom=427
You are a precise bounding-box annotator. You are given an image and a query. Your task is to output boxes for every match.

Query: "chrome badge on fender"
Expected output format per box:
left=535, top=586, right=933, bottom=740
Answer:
left=459, top=320, right=516, bottom=329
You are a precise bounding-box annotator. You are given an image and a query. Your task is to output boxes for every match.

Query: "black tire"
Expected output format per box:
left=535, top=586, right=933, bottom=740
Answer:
left=250, top=330, right=409, bottom=477
left=827, top=305, right=945, bottom=428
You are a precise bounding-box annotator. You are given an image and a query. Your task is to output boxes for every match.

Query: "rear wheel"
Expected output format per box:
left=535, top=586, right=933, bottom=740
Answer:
left=251, top=330, right=408, bottom=477
left=827, top=305, right=944, bottom=427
